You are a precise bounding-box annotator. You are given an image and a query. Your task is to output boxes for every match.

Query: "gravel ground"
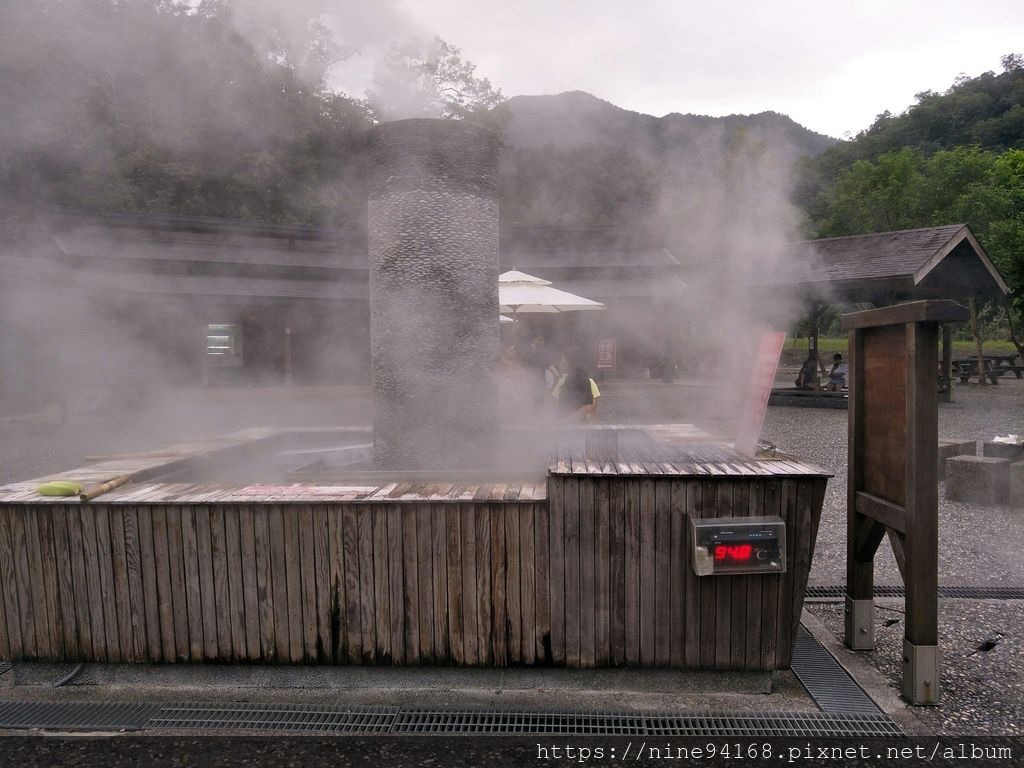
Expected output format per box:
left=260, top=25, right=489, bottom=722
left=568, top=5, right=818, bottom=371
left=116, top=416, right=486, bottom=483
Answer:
left=808, top=600, right=1024, bottom=736
left=764, top=377, right=1024, bottom=737
left=762, top=377, right=1024, bottom=587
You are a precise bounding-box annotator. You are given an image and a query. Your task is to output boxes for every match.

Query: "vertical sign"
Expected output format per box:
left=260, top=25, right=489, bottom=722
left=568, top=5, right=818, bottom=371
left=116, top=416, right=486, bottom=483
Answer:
left=734, top=331, right=787, bottom=456
left=594, top=338, right=617, bottom=370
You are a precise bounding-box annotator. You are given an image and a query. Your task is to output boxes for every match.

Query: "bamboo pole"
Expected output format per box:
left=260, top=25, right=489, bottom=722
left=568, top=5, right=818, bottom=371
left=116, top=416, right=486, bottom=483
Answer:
left=80, top=474, right=132, bottom=503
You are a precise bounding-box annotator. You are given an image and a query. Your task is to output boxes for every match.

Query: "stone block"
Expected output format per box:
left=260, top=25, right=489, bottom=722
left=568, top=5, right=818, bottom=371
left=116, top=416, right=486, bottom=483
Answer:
left=1012, top=462, right=1024, bottom=510
left=982, top=441, right=1024, bottom=463
left=945, top=456, right=1010, bottom=505
left=938, top=439, right=975, bottom=480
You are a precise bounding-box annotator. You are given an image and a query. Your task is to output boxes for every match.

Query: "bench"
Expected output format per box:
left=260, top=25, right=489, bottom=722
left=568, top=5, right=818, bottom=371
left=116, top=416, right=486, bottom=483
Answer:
left=999, top=365, right=1024, bottom=380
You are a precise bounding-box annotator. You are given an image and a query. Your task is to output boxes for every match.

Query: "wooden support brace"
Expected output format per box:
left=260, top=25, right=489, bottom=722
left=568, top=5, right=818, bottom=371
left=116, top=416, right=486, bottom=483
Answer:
left=855, top=492, right=907, bottom=534
left=886, top=528, right=906, bottom=582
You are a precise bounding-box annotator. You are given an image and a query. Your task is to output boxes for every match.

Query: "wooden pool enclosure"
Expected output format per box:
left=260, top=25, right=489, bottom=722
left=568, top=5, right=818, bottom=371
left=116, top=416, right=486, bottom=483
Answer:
left=0, top=430, right=828, bottom=671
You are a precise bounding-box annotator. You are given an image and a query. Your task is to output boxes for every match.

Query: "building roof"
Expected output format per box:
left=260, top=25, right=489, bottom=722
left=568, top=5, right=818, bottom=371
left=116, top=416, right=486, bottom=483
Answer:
left=3, top=210, right=687, bottom=303
left=500, top=225, right=688, bottom=298
left=766, top=224, right=1010, bottom=303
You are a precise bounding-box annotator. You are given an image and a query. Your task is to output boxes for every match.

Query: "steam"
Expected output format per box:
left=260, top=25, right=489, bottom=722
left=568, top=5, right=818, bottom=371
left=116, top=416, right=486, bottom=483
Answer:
left=0, top=0, right=810, bottom=479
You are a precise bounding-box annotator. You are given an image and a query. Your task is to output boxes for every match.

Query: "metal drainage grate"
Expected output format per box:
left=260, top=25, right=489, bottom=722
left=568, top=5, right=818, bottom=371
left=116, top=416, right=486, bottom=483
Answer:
left=147, top=703, right=397, bottom=733
left=0, top=661, right=11, bottom=677
left=791, top=627, right=881, bottom=714
left=0, top=701, right=160, bottom=731
left=392, top=710, right=646, bottom=734
left=646, top=712, right=902, bottom=738
left=0, top=701, right=904, bottom=739
left=806, top=585, right=1024, bottom=600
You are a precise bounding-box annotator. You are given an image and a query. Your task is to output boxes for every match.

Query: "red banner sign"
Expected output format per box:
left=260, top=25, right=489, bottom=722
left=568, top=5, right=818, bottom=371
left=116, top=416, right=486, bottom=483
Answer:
left=734, top=331, right=787, bottom=456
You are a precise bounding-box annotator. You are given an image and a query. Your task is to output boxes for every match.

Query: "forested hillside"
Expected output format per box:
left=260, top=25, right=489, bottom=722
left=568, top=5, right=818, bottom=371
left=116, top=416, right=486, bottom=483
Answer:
left=2, top=1, right=1020, bottom=308
left=0, top=0, right=832, bottom=268
left=800, top=55, right=1024, bottom=310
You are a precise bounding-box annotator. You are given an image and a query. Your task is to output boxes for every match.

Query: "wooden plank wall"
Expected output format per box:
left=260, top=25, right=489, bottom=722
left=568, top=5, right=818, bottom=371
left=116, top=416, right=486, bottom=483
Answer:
left=546, top=476, right=824, bottom=671
left=0, top=500, right=544, bottom=666
left=0, top=477, right=825, bottom=669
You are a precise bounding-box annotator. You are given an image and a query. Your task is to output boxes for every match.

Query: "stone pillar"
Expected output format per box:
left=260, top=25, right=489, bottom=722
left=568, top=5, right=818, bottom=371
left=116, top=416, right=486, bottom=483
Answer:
left=367, top=119, right=500, bottom=470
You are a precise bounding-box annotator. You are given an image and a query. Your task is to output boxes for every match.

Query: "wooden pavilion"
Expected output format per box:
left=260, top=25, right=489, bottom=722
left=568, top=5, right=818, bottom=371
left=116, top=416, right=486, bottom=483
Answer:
left=760, top=224, right=1014, bottom=396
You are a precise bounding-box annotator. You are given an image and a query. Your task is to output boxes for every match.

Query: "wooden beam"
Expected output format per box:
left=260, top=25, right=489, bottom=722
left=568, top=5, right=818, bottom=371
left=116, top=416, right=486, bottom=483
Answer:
left=841, top=300, right=969, bottom=330
left=854, top=491, right=907, bottom=534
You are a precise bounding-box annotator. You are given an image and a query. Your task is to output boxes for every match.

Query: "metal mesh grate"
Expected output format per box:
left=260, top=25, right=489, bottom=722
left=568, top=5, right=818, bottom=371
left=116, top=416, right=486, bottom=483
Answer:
left=0, top=701, right=903, bottom=738
left=147, top=703, right=397, bottom=733
left=806, top=585, right=1024, bottom=600
left=584, top=430, right=619, bottom=463
left=646, top=712, right=902, bottom=738
left=791, top=627, right=881, bottom=714
left=0, top=701, right=160, bottom=731
left=392, top=709, right=646, bottom=734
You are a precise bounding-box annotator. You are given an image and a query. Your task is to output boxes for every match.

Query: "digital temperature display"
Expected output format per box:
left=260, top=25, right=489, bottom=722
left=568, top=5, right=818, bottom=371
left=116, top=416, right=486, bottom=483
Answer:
left=691, top=516, right=786, bottom=576
left=714, top=544, right=753, bottom=562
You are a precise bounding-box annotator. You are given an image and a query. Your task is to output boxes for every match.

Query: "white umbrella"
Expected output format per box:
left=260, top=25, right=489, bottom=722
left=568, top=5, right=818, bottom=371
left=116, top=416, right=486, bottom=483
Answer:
left=498, top=270, right=605, bottom=314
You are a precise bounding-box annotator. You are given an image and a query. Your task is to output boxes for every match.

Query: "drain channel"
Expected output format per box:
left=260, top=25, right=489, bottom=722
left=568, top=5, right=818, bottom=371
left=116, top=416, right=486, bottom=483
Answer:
left=0, top=701, right=160, bottom=731
left=391, top=710, right=646, bottom=734
left=806, top=585, right=1024, bottom=600
left=387, top=710, right=902, bottom=738
left=791, top=627, right=881, bottom=715
left=147, top=703, right=397, bottom=733
left=644, top=712, right=901, bottom=738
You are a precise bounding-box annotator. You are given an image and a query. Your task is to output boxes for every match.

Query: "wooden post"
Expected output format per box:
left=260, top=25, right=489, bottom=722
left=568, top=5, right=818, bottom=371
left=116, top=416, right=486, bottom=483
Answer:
left=808, top=305, right=822, bottom=376
left=940, top=324, right=952, bottom=404
left=967, top=297, right=986, bottom=386
left=1005, top=298, right=1024, bottom=360
left=844, top=324, right=874, bottom=651
left=903, top=319, right=939, bottom=705
left=842, top=300, right=969, bottom=705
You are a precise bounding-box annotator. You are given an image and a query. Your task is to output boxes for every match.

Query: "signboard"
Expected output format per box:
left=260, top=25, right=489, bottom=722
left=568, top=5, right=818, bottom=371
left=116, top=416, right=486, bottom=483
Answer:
left=594, top=338, right=617, bottom=370
left=734, top=331, right=787, bottom=456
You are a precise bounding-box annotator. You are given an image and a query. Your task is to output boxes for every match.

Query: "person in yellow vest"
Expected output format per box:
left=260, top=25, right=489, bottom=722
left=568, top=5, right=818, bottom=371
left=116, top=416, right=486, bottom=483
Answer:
left=553, top=350, right=601, bottom=422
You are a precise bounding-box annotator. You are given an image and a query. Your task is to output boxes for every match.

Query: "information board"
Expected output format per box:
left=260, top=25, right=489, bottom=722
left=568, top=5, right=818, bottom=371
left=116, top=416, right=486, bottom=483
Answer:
left=594, top=338, right=617, bottom=370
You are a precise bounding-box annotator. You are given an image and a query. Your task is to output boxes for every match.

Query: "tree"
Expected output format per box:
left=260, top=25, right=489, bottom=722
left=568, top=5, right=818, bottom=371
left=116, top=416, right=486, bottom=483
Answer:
left=368, top=36, right=504, bottom=121
left=810, top=146, right=1024, bottom=313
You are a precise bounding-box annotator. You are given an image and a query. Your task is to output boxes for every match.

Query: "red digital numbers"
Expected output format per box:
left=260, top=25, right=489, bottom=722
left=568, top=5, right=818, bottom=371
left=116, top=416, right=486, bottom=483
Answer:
left=714, top=544, right=753, bottom=562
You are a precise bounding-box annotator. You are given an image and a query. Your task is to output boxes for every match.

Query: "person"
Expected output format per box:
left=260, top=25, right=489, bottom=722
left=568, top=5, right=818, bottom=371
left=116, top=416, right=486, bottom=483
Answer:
left=827, top=353, right=848, bottom=391
left=795, top=355, right=819, bottom=391
left=544, top=358, right=561, bottom=401
left=556, top=350, right=601, bottom=422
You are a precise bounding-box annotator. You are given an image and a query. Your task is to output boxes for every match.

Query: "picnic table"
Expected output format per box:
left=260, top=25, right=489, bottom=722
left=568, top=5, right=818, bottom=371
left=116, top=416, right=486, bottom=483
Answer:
left=952, top=354, right=1022, bottom=384
left=985, top=353, right=1024, bottom=379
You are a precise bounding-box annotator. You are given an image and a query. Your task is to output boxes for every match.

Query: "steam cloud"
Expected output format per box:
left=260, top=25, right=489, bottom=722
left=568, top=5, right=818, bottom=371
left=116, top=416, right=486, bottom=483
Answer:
left=0, top=0, right=808, bottom=479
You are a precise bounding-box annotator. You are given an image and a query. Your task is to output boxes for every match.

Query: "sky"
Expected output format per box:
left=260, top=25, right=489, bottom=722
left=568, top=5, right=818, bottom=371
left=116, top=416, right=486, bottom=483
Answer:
left=363, top=0, right=1024, bottom=139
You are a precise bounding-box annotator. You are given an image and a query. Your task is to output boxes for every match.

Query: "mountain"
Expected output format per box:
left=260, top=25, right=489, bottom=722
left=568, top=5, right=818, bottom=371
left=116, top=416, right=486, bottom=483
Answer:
left=488, top=91, right=836, bottom=242
left=495, top=91, right=836, bottom=162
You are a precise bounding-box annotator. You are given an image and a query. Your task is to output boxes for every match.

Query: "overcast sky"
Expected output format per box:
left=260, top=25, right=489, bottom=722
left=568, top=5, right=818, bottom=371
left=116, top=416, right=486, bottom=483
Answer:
left=380, top=0, right=1024, bottom=138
